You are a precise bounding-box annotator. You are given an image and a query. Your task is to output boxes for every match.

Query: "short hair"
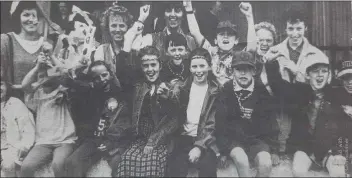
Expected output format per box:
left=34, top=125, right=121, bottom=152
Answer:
left=139, top=46, right=162, bottom=64
left=162, top=1, right=184, bottom=13
left=189, top=48, right=212, bottom=67
left=88, top=60, right=113, bottom=77
left=283, top=6, right=308, bottom=25
left=165, top=33, right=188, bottom=50
left=101, top=5, right=133, bottom=31
left=11, top=1, right=43, bottom=34
left=254, top=21, right=277, bottom=44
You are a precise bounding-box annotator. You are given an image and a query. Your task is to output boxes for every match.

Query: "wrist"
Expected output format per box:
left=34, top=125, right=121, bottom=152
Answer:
left=137, top=17, right=146, bottom=24
left=186, top=9, right=194, bottom=14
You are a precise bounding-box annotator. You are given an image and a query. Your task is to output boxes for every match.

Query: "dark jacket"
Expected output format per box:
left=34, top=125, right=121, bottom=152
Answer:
left=113, top=50, right=179, bottom=149
left=160, top=59, right=190, bottom=83
left=266, top=60, right=346, bottom=162
left=215, top=79, right=279, bottom=155
left=170, top=77, right=220, bottom=155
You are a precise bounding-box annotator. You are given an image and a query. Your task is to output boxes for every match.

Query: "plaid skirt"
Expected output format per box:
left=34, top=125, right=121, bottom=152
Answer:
left=114, top=139, right=168, bottom=177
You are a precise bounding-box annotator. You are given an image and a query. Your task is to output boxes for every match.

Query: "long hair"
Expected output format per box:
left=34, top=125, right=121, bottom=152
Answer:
left=11, top=1, right=43, bottom=34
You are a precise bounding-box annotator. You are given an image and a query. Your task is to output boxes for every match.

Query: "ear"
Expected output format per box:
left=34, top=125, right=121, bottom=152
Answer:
left=214, top=38, right=218, bottom=45
left=304, top=26, right=308, bottom=32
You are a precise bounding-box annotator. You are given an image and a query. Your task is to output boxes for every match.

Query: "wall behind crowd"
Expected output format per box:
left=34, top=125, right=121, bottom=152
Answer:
left=1, top=1, right=351, bottom=64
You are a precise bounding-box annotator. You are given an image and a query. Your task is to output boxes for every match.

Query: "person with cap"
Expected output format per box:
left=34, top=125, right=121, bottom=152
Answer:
left=183, top=0, right=254, bottom=86
left=265, top=53, right=348, bottom=177
left=18, top=48, right=77, bottom=177
left=215, top=51, right=279, bottom=177
left=131, top=1, right=197, bottom=61
left=329, top=51, right=352, bottom=176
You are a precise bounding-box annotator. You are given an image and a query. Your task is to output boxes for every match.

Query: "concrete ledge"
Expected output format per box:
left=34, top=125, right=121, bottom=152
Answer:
left=30, top=156, right=330, bottom=177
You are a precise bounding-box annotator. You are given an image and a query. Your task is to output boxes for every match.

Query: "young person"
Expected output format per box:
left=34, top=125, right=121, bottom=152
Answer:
left=266, top=53, right=347, bottom=177
left=0, top=77, right=35, bottom=177
left=264, top=6, right=329, bottom=84
left=132, top=2, right=197, bottom=60
left=166, top=48, right=220, bottom=177
left=64, top=61, right=126, bottom=177
left=19, top=53, right=77, bottom=177
left=215, top=51, right=279, bottom=177
left=111, top=46, right=178, bottom=177
left=160, top=32, right=190, bottom=83
left=184, top=1, right=255, bottom=86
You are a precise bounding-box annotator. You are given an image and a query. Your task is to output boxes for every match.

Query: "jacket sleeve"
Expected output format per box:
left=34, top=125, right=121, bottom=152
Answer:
left=194, top=97, right=218, bottom=154
left=13, top=98, right=36, bottom=152
left=146, top=97, right=179, bottom=148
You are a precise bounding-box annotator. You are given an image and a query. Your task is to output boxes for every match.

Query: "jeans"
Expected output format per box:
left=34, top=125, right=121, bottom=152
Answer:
left=167, top=135, right=217, bottom=177
left=19, top=143, right=74, bottom=177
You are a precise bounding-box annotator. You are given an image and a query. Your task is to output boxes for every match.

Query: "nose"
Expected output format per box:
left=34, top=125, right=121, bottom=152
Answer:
left=170, top=9, right=176, bottom=16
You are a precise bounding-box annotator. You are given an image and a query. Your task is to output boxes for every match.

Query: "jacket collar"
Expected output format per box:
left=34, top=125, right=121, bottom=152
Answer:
left=276, top=37, right=315, bottom=60
left=182, top=77, right=219, bottom=95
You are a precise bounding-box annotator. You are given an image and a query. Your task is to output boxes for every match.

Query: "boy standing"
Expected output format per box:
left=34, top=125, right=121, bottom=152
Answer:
left=184, top=1, right=255, bottom=86
left=216, top=51, right=279, bottom=177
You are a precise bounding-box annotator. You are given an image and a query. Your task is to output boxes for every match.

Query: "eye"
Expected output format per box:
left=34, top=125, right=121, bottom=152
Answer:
left=110, top=24, right=117, bottom=28
left=151, top=63, right=156, bottom=67
left=119, top=24, right=126, bottom=28
left=170, top=48, right=176, bottom=52
left=288, top=27, right=294, bottom=31
left=165, top=8, right=172, bottom=13
left=178, top=48, right=184, bottom=52
left=191, top=65, right=197, bottom=69
left=175, top=8, right=182, bottom=13
left=199, top=64, right=206, bottom=68
left=297, top=27, right=302, bottom=31
left=142, top=64, right=148, bottom=68
left=101, top=73, right=108, bottom=78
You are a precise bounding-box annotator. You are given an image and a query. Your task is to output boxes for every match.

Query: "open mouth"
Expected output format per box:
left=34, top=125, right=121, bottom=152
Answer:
left=222, top=40, right=229, bottom=44
left=260, top=46, right=269, bottom=52
left=315, top=78, right=324, bottom=85
left=195, top=73, right=204, bottom=79
left=239, top=77, right=248, bottom=81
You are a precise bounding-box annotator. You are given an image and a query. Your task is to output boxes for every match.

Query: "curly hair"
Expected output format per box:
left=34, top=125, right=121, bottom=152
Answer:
left=139, top=46, right=162, bottom=64
left=254, top=21, right=277, bottom=44
left=101, top=4, right=133, bottom=43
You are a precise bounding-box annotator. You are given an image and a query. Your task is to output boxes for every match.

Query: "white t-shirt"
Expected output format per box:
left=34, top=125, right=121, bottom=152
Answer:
left=183, top=82, right=208, bottom=137
left=26, top=86, right=77, bottom=145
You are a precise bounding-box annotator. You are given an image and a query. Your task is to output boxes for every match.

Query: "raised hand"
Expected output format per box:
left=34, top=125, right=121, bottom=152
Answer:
left=138, top=4, right=150, bottom=23
left=157, top=82, right=170, bottom=99
left=107, top=98, right=118, bottom=111
left=183, top=0, right=193, bottom=12
left=239, top=2, right=253, bottom=18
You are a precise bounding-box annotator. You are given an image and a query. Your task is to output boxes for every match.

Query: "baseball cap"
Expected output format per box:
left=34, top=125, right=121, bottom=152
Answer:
left=231, top=51, right=255, bottom=69
left=337, top=51, right=352, bottom=78
left=216, top=20, right=238, bottom=35
left=305, top=53, right=330, bottom=74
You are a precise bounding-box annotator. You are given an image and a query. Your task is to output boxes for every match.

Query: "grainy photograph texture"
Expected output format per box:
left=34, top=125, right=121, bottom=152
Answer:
left=0, top=0, right=351, bottom=177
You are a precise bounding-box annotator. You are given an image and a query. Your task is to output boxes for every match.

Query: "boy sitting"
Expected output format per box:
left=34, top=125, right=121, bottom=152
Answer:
left=266, top=53, right=348, bottom=177
left=216, top=51, right=279, bottom=177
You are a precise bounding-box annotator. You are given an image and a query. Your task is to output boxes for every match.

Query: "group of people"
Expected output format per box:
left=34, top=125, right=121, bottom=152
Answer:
left=1, top=1, right=351, bottom=177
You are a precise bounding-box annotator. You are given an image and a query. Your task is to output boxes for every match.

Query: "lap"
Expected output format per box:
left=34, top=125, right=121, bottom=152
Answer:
left=231, top=139, right=270, bottom=161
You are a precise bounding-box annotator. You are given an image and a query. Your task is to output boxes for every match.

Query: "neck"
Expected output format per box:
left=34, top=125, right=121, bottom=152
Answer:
left=112, top=40, right=122, bottom=54
left=167, top=26, right=181, bottom=33
left=18, top=31, right=40, bottom=41
left=193, top=80, right=208, bottom=86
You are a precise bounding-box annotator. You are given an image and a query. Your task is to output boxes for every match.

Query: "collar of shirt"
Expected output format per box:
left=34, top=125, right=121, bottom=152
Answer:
left=233, top=78, right=254, bottom=92
left=164, top=27, right=185, bottom=36
left=287, top=40, right=304, bottom=53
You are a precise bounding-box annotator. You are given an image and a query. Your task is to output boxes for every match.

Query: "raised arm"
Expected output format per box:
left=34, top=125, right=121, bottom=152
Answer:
left=183, top=0, right=204, bottom=46
left=21, top=53, right=48, bottom=92
left=239, top=2, right=256, bottom=52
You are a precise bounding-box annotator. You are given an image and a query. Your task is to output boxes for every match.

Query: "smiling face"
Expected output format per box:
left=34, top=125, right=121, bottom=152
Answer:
left=215, top=30, right=238, bottom=51
left=109, top=15, right=128, bottom=42
left=233, top=64, right=255, bottom=88
left=20, top=9, right=39, bottom=34
left=256, top=28, right=274, bottom=56
left=286, top=21, right=306, bottom=46
left=190, top=58, right=210, bottom=85
left=0, top=81, right=7, bottom=102
left=341, top=73, right=352, bottom=94
left=141, top=55, right=161, bottom=83
left=91, top=65, right=112, bottom=91
left=167, top=45, right=187, bottom=66
left=164, top=7, right=183, bottom=29
left=307, top=64, right=330, bottom=91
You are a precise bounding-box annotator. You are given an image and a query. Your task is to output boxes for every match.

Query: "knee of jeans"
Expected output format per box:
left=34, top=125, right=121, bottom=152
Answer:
left=292, top=151, right=310, bottom=177
left=255, top=151, right=272, bottom=168
left=1, top=160, right=16, bottom=172
left=229, top=147, right=249, bottom=166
